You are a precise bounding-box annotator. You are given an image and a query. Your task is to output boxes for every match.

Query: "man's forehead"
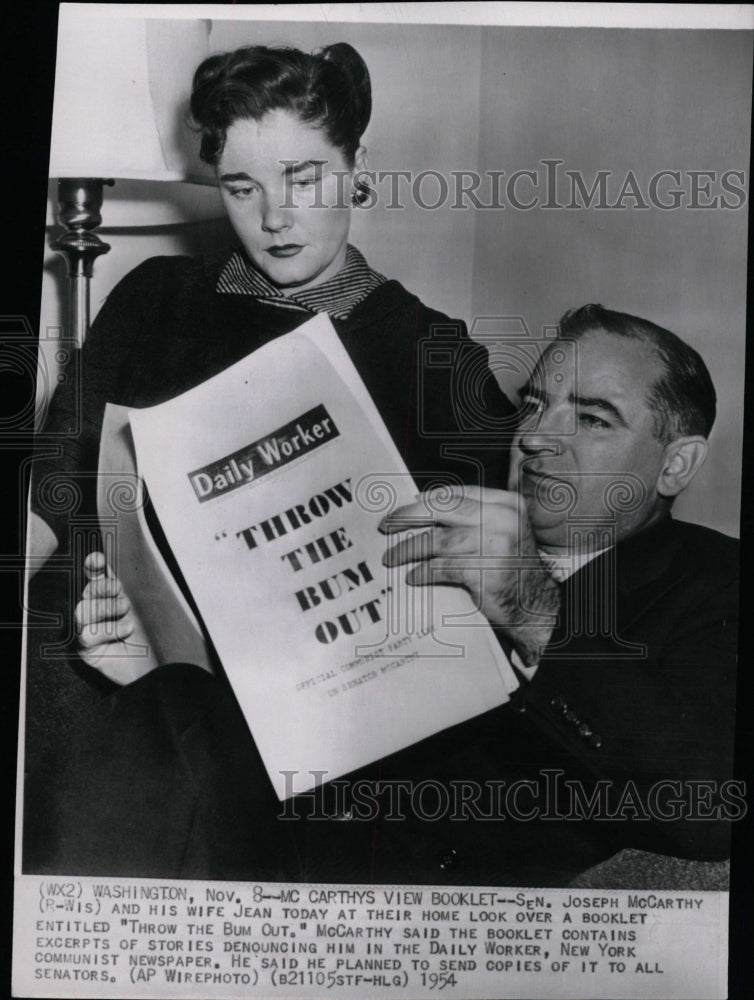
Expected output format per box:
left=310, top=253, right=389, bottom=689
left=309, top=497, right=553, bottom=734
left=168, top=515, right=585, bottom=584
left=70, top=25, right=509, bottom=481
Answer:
left=540, top=328, right=662, bottom=395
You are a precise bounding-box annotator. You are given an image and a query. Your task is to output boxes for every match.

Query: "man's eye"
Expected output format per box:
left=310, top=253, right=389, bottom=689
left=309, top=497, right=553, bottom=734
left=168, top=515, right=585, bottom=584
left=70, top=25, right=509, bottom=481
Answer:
left=519, top=394, right=545, bottom=414
left=578, top=412, right=610, bottom=429
left=292, top=176, right=317, bottom=187
left=515, top=396, right=544, bottom=429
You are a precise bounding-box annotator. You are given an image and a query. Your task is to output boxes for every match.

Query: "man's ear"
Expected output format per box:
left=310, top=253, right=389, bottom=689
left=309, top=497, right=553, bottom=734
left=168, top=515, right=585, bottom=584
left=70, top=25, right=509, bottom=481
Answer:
left=656, top=436, right=709, bottom=497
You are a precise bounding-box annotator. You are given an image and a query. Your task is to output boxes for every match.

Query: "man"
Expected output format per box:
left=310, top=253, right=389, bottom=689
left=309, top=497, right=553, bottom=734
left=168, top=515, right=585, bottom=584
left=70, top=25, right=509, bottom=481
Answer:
left=373, top=303, right=739, bottom=881
left=42, top=305, right=740, bottom=887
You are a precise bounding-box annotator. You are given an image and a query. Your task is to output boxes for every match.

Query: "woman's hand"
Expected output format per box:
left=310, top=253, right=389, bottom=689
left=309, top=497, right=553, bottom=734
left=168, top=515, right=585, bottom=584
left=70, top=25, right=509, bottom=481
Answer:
left=74, top=552, right=158, bottom=685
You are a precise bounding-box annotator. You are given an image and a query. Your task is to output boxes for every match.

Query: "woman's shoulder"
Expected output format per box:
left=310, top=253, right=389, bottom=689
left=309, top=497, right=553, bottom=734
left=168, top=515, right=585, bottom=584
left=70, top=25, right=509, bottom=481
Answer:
left=109, top=250, right=232, bottom=299
left=85, top=250, right=240, bottom=367
left=345, top=277, right=468, bottom=333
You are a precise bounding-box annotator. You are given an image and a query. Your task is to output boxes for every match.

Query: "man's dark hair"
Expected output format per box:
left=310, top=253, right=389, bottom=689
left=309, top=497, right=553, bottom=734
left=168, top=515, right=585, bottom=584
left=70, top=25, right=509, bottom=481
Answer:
left=557, top=303, right=717, bottom=445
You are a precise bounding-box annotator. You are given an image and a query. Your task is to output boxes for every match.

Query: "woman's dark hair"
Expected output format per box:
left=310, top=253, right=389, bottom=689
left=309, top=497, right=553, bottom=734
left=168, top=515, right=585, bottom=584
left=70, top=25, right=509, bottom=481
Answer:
left=190, top=42, right=371, bottom=166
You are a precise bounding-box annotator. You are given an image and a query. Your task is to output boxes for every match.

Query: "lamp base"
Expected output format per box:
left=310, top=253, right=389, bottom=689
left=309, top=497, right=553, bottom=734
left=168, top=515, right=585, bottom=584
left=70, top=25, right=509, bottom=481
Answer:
left=50, top=178, right=113, bottom=346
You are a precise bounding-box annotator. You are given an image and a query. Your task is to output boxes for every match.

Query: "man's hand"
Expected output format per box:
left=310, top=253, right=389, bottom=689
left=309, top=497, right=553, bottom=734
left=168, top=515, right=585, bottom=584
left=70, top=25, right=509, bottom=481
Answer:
left=380, top=486, right=560, bottom=666
left=74, top=552, right=158, bottom=685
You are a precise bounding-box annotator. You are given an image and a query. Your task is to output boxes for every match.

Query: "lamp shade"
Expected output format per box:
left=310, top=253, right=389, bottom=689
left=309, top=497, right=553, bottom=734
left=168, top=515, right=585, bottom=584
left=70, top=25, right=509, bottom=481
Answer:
left=48, top=8, right=223, bottom=225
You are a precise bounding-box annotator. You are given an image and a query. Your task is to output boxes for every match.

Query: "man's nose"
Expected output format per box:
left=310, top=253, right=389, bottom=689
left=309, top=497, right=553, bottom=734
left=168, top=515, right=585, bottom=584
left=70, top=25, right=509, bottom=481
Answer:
left=517, top=405, right=569, bottom=455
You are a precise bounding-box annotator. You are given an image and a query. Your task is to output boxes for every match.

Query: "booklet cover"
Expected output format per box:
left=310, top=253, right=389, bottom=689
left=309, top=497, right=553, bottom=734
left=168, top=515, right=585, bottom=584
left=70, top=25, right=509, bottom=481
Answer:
left=120, top=314, right=518, bottom=798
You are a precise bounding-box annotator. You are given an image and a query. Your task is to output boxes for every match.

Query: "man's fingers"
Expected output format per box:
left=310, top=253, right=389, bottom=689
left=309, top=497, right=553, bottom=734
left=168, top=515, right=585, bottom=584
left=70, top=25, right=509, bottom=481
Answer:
left=383, top=529, right=431, bottom=567
left=383, top=526, right=479, bottom=567
left=77, top=619, right=135, bottom=651
left=404, top=558, right=468, bottom=588
left=379, top=488, right=520, bottom=533
left=379, top=500, right=478, bottom=534
left=423, top=484, right=518, bottom=504
left=378, top=502, right=437, bottom=534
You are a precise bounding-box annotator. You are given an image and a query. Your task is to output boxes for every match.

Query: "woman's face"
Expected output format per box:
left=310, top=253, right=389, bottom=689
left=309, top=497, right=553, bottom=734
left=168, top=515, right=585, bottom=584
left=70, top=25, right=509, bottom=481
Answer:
left=217, top=110, right=363, bottom=292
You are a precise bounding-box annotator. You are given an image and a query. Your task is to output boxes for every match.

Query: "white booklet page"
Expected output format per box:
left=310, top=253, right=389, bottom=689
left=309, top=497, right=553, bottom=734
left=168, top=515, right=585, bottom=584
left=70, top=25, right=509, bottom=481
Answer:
left=128, top=313, right=518, bottom=798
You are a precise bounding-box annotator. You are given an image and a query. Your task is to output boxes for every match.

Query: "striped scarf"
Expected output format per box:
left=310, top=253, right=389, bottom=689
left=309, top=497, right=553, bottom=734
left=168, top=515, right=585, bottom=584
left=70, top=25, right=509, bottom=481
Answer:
left=216, top=244, right=387, bottom=320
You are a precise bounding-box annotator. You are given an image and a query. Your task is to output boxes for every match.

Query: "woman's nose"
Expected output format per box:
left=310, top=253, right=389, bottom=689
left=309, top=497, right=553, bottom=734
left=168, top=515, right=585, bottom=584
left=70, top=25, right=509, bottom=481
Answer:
left=261, top=192, right=293, bottom=232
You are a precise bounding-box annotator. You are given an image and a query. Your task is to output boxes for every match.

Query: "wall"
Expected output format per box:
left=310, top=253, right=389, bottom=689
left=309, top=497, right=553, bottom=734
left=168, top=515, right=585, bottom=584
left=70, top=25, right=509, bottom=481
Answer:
left=472, top=27, right=751, bottom=537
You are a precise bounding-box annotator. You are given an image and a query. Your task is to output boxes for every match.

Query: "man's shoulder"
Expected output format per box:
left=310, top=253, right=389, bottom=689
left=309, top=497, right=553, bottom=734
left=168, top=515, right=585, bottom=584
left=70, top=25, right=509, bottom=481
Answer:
left=615, top=517, right=739, bottom=598
left=664, top=519, right=739, bottom=573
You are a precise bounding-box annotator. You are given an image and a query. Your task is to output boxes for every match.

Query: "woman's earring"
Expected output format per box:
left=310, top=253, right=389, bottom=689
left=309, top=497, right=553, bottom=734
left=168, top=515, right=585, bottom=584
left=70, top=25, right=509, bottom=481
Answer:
left=351, top=183, right=370, bottom=206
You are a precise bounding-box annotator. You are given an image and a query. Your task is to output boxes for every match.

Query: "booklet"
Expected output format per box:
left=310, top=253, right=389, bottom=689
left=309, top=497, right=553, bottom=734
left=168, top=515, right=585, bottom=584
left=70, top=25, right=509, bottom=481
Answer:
left=97, top=404, right=214, bottom=680
left=111, top=313, right=518, bottom=798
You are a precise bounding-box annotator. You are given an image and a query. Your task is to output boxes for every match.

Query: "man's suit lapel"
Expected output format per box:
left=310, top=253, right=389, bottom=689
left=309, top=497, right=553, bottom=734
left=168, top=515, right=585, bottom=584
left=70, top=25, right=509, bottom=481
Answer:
left=613, top=516, right=684, bottom=633
left=551, top=516, right=681, bottom=657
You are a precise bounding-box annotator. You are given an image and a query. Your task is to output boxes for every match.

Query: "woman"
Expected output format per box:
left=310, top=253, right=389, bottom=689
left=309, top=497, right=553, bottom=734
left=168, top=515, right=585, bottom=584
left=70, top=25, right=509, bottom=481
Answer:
left=28, top=42, right=517, bottom=879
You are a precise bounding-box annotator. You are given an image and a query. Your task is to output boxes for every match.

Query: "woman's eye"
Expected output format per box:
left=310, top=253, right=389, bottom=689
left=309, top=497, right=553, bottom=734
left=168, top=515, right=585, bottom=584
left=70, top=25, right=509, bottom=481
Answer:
left=229, top=186, right=256, bottom=200
left=292, top=176, right=317, bottom=188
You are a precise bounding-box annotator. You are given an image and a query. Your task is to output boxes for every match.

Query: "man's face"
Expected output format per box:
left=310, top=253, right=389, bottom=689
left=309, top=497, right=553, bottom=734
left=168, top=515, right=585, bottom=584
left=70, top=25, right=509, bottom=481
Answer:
left=510, top=329, right=670, bottom=552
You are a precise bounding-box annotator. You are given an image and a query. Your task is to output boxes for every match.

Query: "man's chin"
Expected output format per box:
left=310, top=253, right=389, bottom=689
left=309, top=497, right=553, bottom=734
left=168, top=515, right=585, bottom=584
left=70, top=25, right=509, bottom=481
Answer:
left=532, top=534, right=569, bottom=554
left=524, top=508, right=568, bottom=551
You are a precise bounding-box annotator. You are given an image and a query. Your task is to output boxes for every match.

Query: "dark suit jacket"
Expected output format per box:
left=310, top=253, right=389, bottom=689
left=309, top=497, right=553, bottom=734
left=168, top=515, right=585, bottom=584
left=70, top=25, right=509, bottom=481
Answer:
left=521, top=516, right=740, bottom=859
left=300, top=516, right=740, bottom=885
left=31, top=516, right=739, bottom=885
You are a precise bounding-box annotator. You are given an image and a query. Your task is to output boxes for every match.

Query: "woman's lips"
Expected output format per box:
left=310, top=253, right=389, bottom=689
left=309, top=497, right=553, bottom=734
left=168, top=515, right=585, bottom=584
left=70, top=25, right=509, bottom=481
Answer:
left=266, top=244, right=304, bottom=258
